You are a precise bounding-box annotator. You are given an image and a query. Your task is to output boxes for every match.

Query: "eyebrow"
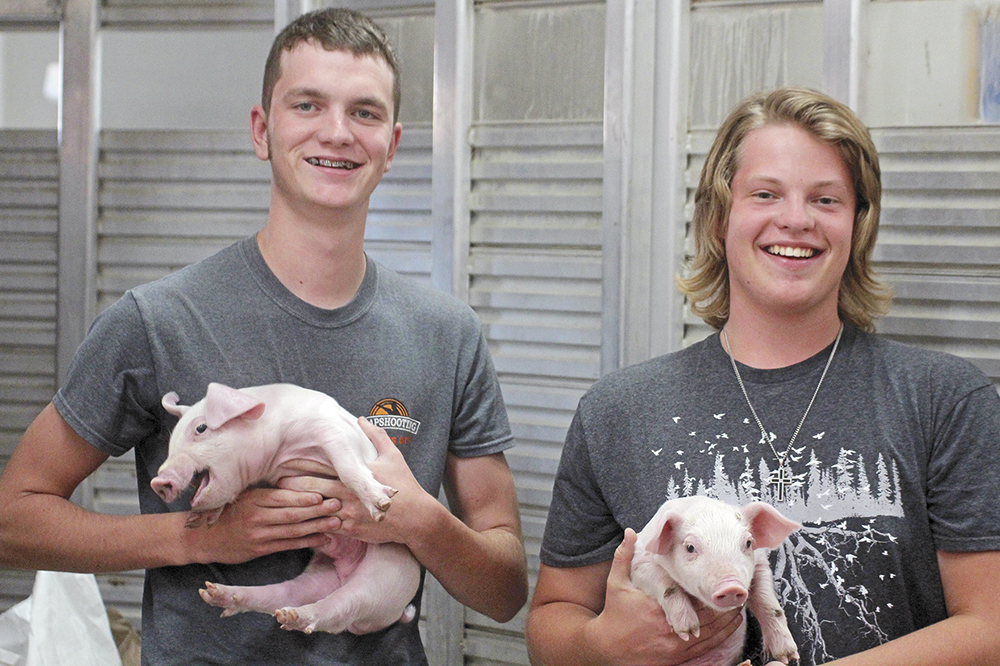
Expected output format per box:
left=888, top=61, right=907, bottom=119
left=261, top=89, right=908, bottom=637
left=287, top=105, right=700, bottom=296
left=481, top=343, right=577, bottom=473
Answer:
left=746, top=175, right=851, bottom=190
left=282, top=86, right=326, bottom=102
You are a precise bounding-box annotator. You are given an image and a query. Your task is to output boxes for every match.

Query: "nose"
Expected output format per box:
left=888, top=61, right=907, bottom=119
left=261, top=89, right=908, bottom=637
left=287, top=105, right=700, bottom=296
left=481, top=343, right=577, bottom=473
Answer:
left=317, top=110, right=354, bottom=145
left=777, top=197, right=815, bottom=232
left=712, top=583, right=748, bottom=609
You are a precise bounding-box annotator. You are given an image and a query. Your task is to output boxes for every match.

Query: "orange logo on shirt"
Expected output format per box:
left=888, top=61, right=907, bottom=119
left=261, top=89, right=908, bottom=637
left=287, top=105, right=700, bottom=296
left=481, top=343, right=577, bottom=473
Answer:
left=368, top=398, right=420, bottom=445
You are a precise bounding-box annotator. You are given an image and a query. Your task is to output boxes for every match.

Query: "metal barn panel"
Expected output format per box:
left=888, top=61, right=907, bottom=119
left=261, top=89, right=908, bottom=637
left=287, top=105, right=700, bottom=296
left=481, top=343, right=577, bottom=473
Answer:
left=873, top=127, right=1000, bottom=384
left=96, top=130, right=271, bottom=311
left=682, top=127, right=1000, bottom=385
left=100, top=0, right=272, bottom=28
left=465, top=121, right=603, bottom=665
left=0, top=0, right=60, bottom=23
left=365, top=124, right=435, bottom=285
left=0, top=130, right=59, bottom=462
left=0, top=130, right=60, bottom=612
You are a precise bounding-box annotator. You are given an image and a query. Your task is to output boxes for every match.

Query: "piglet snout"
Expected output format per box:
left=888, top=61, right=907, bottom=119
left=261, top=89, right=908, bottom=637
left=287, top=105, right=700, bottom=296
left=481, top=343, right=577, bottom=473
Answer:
left=712, top=580, right=748, bottom=609
left=151, top=474, right=182, bottom=503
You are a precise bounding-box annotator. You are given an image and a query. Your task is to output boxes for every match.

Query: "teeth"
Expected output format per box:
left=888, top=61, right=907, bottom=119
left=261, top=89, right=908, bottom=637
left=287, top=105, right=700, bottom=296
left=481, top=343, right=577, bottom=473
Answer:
left=307, top=157, right=357, bottom=169
left=767, top=245, right=816, bottom=258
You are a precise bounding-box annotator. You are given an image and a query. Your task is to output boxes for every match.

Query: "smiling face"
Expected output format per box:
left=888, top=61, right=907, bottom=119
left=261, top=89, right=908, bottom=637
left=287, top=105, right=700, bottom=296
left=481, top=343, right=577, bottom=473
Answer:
left=724, top=123, right=855, bottom=325
left=251, top=41, right=402, bottom=223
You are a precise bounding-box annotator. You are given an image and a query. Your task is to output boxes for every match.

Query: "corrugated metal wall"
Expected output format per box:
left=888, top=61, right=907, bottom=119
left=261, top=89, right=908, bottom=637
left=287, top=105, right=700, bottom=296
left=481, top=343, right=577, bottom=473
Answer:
left=0, top=129, right=59, bottom=611
left=465, top=121, right=603, bottom=664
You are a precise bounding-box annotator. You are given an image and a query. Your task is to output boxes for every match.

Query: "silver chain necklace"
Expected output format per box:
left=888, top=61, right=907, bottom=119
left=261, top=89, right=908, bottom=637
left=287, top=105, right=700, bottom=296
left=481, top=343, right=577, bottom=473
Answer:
left=722, top=323, right=844, bottom=502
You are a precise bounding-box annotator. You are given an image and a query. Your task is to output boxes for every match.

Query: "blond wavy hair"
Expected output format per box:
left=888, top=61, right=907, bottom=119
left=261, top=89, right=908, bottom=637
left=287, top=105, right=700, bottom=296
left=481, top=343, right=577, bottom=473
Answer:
left=676, top=87, right=892, bottom=332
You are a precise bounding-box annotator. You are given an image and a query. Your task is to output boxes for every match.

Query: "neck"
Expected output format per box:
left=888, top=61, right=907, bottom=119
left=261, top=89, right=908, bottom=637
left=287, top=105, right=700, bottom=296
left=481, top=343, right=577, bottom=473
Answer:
left=723, top=308, right=843, bottom=369
left=257, top=206, right=367, bottom=310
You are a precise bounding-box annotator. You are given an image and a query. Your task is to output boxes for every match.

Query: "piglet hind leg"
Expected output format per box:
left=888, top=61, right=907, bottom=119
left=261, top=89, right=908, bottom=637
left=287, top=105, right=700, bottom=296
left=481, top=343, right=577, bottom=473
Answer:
left=747, top=552, right=799, bottom=664
left=276, top=543, right=420, bottom=635
left=200, top=552, right=344, bottom=618
left=274, top=582, right=412, bottom=636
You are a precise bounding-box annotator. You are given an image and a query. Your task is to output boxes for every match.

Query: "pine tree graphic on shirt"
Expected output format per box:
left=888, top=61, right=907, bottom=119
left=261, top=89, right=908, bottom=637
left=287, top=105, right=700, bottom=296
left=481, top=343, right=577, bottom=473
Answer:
left=654, top=412, right=905, bottom=664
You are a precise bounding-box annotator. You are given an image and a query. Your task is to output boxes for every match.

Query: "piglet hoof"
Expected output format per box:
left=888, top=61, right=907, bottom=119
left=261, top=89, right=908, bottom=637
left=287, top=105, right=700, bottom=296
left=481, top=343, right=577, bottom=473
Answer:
left=770, top=650, right=799, bottom=665
left=764, top=630, right=799, bottom=664
left=200, top=581, right=242, bottom=616
left=276, top=607, right=316, bottom=634
left=400, top=604, right=417, bottom=624
left=185, top=512, right=205, bottom=528
left=738, top=662, right=752, bottom=666
left=666, top=608, right=700, bottom=642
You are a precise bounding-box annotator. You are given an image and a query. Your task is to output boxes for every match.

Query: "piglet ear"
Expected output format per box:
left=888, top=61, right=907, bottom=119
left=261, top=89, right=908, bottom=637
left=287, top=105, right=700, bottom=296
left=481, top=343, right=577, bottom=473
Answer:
left=651, top=511, right=684, bottom=557
left=203, top=383, right=266, bottom=430
left=741, top=502, right=800, bottom=549
left=161, top=391, right=188, bottom=418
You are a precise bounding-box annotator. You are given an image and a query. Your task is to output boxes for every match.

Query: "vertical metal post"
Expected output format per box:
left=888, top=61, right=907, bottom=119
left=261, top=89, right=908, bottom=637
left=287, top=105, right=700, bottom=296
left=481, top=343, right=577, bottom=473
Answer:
left=649, top=0, right=689, bottom=358
left=602, top=0, right=690, bottom=372
left=601, top=0, right=629, bottom=374
left=420, top=0, right=472, bottom=660
left=57, top=0, right=99, bottom=386
left=823, top=0, right=865, bottom=109
left=431, top=0, right=472, bottom=300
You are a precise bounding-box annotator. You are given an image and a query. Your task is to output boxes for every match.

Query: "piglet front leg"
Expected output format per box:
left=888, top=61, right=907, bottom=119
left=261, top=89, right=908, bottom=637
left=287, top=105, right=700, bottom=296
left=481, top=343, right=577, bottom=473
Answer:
left=631, top=560, right=701, bottom=641
left=748, top=551, right=798, bottom=664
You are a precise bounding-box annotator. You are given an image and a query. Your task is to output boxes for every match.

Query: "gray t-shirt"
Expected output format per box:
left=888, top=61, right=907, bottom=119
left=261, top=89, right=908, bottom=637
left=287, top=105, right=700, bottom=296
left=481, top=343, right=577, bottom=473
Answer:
left=541, top=325, right=1000, bottom=665
left=55, top=236, right=513, bottom=666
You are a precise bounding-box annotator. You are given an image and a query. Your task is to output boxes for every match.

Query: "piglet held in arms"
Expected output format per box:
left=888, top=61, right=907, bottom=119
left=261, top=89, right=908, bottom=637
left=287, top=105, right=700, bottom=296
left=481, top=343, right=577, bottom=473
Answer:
left=151, top=382, right=421, bottom=635
left=631, top=495, right=800, bottom=666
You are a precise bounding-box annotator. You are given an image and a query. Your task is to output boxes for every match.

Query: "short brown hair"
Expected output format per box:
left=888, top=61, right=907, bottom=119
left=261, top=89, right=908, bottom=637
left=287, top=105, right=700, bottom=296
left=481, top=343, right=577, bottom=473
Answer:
left=261, top=8, right=401, bottom=122
left=677, top=87, right=891, bottom=331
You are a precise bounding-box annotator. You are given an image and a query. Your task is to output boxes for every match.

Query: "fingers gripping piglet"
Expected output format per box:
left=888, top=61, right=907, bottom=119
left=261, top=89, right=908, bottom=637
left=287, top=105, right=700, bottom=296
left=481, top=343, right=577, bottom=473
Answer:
left=630, top=496, right=800, bottom=666
left=151, top=382, right=421, bottom=635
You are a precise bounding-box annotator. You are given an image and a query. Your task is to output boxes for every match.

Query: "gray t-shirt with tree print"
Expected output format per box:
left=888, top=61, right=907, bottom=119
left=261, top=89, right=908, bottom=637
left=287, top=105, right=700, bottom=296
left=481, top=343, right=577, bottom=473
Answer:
left=541, top=325, right=1000, bottom=665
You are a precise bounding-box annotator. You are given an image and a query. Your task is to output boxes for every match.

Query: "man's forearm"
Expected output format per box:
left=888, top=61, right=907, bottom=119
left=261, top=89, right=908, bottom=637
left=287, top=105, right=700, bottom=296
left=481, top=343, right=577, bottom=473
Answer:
left=0, top=493, right=191, bottom=572
left=405, top=498, right=527, bottom=622
left=821, top=613, right=1000, bottom=666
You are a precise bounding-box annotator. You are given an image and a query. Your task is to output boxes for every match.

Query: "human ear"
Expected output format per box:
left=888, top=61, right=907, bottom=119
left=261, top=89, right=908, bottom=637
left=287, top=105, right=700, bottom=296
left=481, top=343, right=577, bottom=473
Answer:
left=382, top=123, right=403, bottom=173
left=250, top=105, right=270, bottom=161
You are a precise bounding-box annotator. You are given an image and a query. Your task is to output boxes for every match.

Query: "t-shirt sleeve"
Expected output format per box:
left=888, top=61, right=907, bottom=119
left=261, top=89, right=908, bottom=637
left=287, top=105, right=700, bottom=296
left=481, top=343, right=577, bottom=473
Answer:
left=540, top=405, right=623, bottom=568
left=925, top=362, right=1000, bottom=552
left=447, top=323, right=514, bottom=458
left=53, top=292, right=162, bottom=457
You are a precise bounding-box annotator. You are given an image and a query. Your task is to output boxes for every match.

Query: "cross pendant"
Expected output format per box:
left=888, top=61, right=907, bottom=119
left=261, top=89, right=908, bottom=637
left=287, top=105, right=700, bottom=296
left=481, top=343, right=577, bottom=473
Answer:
left=768, top=464, right=793, bottom=502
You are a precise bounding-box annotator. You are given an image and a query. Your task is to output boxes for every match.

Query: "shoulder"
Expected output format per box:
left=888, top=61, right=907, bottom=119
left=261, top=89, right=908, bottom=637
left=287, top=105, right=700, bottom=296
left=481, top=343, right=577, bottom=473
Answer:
left=371, top=260, right=481, bottom=329
left=132, top=241, right=245, bottom=297
left=849, top=328, right=993, bottom=393
left=578, top=337, right=714, bottom=415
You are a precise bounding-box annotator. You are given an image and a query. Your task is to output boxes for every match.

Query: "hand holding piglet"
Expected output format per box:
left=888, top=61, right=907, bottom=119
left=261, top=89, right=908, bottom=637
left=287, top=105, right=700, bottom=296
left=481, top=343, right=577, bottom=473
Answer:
left=179, top=485, right=340, bottom=564
left=583, top=528, right=745, bottom=666
left=276, top=417, right=429, bottom=546
left=630, top=496, right=800, bottom=666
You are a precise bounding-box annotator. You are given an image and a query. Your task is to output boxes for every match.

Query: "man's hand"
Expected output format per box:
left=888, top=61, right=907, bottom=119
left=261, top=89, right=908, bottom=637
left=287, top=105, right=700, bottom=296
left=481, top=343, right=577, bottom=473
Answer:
left=594, top=528, right=744, bottom=666
left=275, top=417, right=432, bottom=546
left=182, top=486, right=339, bottom=564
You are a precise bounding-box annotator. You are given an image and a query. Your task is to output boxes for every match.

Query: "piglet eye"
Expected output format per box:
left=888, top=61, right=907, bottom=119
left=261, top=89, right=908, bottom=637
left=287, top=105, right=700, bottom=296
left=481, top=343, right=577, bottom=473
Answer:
left=745, top=539, right=753, bottom=550
left=685, top=544, right=696, bottom=554
left=195, top=423, right=208, bottom=435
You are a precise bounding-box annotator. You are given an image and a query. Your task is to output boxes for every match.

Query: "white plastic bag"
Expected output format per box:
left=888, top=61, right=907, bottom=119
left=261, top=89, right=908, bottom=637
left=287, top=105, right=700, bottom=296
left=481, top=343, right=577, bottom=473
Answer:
left=0, top=572, right=122, bottom=666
